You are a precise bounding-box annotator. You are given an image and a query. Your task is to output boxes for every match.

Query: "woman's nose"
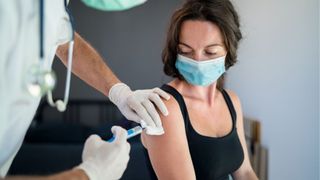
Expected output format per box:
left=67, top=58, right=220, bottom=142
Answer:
left=192, top=51, right=205, bottom=61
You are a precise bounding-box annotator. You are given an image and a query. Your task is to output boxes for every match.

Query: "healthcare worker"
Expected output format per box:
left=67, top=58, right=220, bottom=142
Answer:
left=0, top=0, right=170, bottom=179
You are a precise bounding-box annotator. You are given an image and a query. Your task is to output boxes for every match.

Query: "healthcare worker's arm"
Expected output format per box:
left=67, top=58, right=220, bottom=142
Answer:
left=3, top=126, right=130, bottom=180
left=141, top=96, right=196, bottom=180
left=4, top=169, right=88, bottom=180
left=56, top=32, right=170, bottom=134
left=56, top=32, right=121, bottom=98
left=227, top=91, right=258, bottom=180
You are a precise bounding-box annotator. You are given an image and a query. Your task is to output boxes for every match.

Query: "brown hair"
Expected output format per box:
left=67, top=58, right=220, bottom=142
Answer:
left=162, top=0, right=242, bottom=89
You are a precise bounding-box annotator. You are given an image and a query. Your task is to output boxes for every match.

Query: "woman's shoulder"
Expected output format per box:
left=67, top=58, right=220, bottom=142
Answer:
left=141, top=86, right=188, bottom=148
left=159, top=84, right=185, bottom=116
left=223, top=89, right=241, bottom=108
left=157, top=89, right=186, bottom=128
left=223, top=89, right=244, bottom=127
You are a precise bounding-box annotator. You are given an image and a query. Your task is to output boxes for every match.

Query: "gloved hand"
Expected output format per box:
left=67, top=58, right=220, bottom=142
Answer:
left=108, top=83, right=170, bottom=135
left=77, top=126, right=130, bottom=180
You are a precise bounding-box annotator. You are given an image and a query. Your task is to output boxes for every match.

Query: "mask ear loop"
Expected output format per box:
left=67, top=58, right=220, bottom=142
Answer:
left=47, top=0, right=75, bottom=112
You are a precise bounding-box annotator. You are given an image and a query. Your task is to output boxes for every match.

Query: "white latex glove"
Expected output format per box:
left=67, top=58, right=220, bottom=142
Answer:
left=108, top=83, right=170, bottom=135
left=77, top=126, right=130, bottom=180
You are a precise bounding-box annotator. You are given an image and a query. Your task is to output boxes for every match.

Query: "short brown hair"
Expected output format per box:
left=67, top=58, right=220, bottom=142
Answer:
left=162, top=0, right=242, bottom=88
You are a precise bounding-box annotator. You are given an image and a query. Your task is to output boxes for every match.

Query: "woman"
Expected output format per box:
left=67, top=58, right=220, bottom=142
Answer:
left=141, top=0, right=258, bottom=179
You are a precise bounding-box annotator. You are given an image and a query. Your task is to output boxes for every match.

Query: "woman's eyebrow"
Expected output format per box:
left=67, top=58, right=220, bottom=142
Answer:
left=178, top=42, right=192, bottom=49
left=206, top=43, right=223, bottom=48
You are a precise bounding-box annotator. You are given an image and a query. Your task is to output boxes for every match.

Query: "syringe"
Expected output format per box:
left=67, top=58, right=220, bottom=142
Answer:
left=107, top=126, right=143, bottom=142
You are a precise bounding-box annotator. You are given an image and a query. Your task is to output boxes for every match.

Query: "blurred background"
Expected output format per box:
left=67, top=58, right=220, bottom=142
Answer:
left=8, top=0, right=319, bottom=179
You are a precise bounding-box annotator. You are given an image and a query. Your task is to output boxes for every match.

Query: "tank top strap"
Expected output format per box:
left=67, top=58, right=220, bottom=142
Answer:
left=160, top=84, right=190, bottom=132
left=221, top=89, right=237, bottom=125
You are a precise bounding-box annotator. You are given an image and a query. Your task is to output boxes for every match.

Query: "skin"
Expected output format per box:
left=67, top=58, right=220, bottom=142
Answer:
left=142, top=20, right=258, bottom=180
left=2, top=169, right=88, bottom=180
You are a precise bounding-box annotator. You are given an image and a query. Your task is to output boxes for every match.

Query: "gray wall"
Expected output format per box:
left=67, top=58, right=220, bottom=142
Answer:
left=52, top=0, right=319, bottom=179
left=52, top=0, right=181, bottom=99
left=227, top=0, right=319, bottom=179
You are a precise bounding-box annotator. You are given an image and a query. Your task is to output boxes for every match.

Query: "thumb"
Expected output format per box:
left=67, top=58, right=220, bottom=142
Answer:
left=111, top=126, right=128, bottom=144
left=85, top=134, right=102, bottom=147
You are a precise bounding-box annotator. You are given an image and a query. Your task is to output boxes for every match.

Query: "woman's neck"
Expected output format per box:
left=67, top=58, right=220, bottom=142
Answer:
left=168, top=79, right=219, bottom=107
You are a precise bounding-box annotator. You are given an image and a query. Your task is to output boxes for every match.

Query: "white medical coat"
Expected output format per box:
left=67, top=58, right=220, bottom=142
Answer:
left=0, top=0, right=72, bottom=176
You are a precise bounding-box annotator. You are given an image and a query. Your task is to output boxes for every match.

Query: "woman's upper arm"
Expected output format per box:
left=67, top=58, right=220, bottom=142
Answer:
left=141, top=97, right=196, bottom=180
left=226, top=90, right=258, bottom=180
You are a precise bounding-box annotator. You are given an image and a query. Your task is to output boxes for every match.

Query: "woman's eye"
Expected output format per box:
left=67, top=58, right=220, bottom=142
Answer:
left=179, top=51, right=192, bottom=55
left=205, top=52, right=216, bottom=56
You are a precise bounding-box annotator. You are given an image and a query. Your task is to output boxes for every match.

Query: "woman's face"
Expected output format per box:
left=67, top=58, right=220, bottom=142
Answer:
left=178, top=20, right=227, bottom=61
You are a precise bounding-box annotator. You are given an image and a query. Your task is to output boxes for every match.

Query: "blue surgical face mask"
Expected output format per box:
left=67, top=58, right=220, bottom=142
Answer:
left=81, top=0, right=147, bottom=11
left=175, top=54, right=226, bottom=86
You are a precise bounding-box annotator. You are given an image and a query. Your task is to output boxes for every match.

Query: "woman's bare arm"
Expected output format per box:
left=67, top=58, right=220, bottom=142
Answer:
left=141, top=96, right=196, bottom=180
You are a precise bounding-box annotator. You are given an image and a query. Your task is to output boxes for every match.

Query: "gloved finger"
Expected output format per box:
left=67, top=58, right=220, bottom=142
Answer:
left=118, top=142, right=131, bottom=157
left=149, top=93, right=169, bottom=116
left=140, top=120, right=147, bottom=128
left=141, top=100, right=162, bottom=128
left=115, top=144, right=131, bottom=172
left=128, top=98, right=156, bottom=128
left=119, top=142, right=131, bottom=158
left=127, top=142, right=131, bottom=152
left=153, top=88, right=170, bottom=100
left=82, top=134, right=102, bottom=160
left=111, top=126, right=128, bottom=145
left=85, top=134, right=102, bottom=147
left=123, top=108, right=142, bottom=123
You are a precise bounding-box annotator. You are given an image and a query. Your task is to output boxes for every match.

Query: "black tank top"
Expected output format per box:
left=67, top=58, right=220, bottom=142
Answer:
left=144, top=84, right=244, bottom=180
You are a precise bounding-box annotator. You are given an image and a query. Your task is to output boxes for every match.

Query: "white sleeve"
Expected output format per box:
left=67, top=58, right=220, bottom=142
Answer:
left=45, top=0, right=72, bottom=67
